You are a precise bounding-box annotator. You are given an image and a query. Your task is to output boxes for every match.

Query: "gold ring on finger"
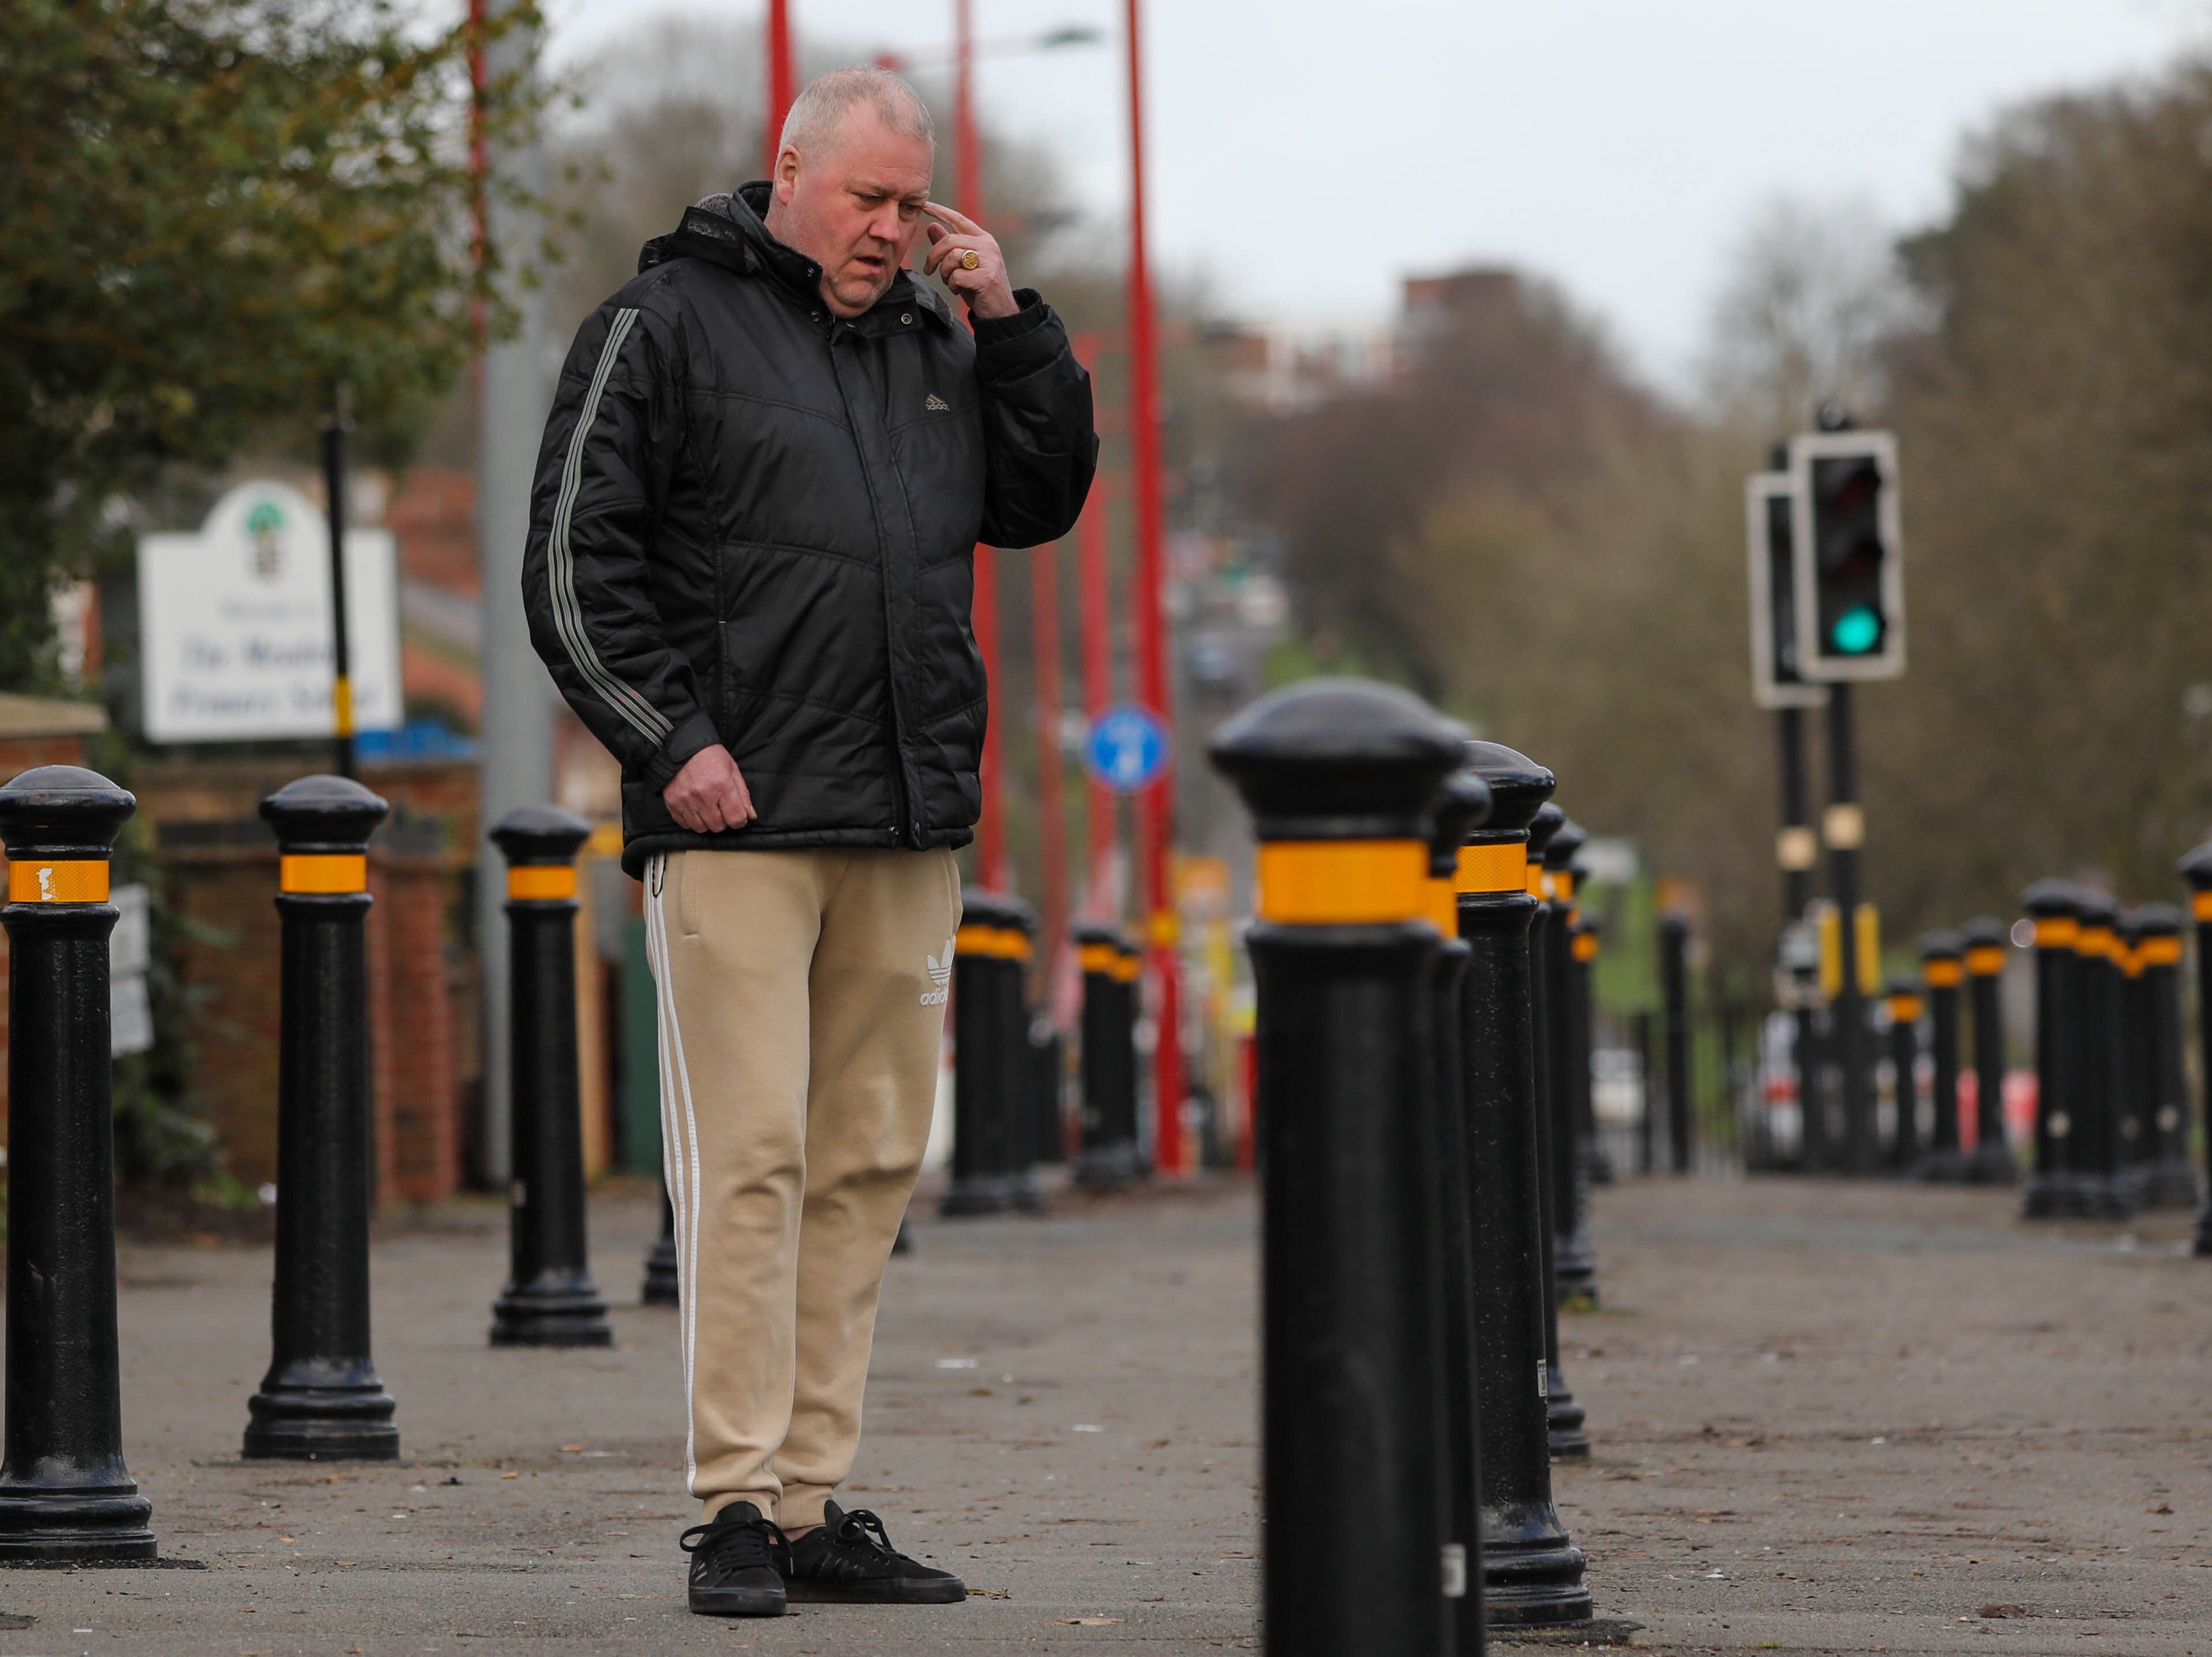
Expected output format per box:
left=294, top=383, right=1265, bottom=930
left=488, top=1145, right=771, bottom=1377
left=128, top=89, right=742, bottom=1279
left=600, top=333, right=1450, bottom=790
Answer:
left=959, top=250, right=981, bottom=270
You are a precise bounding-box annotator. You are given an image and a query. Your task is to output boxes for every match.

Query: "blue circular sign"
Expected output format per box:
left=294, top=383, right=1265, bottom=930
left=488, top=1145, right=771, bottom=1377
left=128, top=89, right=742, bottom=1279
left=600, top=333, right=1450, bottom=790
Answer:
left=1085, top=704, right=1171, bottom=794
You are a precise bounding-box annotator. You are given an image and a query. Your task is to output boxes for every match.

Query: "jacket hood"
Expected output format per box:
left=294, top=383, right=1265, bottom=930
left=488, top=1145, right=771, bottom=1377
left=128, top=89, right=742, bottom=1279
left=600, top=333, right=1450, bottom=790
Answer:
left=637, top=180, right=950, bottom=327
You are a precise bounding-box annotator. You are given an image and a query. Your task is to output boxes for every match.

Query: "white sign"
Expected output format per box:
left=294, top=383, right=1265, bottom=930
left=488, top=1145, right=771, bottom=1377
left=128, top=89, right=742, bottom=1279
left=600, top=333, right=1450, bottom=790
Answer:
left=110, top=883, right=152, bottom=1058
left=138, top=481, right=401, bottom=743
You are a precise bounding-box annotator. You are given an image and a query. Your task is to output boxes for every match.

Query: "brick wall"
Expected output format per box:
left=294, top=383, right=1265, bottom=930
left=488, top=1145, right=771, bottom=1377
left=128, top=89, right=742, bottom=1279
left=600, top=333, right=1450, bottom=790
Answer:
left=163, top=827, right=466, bottom=1204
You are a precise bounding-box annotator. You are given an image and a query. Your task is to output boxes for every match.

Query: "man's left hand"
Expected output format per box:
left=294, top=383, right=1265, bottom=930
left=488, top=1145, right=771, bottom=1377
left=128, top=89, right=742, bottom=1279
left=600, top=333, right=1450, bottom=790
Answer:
left=922, top=203, right=1017, bottom=321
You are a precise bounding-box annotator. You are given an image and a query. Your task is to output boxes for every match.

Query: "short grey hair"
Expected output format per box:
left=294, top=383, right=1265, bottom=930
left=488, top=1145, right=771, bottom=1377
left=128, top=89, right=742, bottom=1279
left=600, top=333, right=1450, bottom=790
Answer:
left=778, top=67, right=935, bottom=160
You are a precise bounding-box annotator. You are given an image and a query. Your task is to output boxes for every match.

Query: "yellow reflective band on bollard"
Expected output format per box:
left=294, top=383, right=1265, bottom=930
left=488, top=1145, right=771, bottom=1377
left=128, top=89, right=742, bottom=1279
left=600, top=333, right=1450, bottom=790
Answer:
left=1889, top=994, right=1924, bottom=1022
left=2140, top=935, right=2184, bottom=967
left=2117, top=944, right=2144, bottom=978
left=280, top=854, right=367, bottom=894
left=1572, top=931, right=1599, bottom=963
left=2075, top=926, right=2113, bottom=959
left=1525, top=863, right=1549, bottom=901
left=507, top=866, right=578, bottom=901
left=1256, top=839, right=1427, bottom=925
left=1922, top=959, right=1964, bottom=988
left=1454, top=843, right=1525, bottom=895
left=2195, top=891, right=2212, bottom=923
left=1422, top=878, right=1458, bottom=938
left=1551, top=870, right=1576, bottom=904
left=1111, top=950, right=1142, bottom=983
left=956, top=924, right=1032, bottom=961
left=2033, top=917, right=2078, bottom=949
left=6, top=860, right=108, bottom=903
left=1078, top=944, right=1120, bottom=975
left=1966, top=946, right=2008, bottom=976
left=1854, top=904, right=1883, bottom=998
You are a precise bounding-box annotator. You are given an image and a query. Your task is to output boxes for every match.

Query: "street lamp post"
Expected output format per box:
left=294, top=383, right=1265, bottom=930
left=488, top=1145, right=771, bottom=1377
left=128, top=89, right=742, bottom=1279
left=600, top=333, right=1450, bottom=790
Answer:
left=1122, top=0, right=1183, bottom=1174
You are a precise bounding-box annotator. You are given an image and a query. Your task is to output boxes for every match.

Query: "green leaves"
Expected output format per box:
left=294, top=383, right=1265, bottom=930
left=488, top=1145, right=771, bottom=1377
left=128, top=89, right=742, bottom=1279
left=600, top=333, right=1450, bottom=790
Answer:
left=0, top=0, right=546, bottom=689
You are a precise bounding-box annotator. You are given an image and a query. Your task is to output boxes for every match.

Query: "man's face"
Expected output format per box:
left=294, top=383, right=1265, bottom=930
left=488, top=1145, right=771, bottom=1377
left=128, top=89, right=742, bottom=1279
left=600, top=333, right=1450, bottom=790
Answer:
left=770, top=109, right=933, bottom=318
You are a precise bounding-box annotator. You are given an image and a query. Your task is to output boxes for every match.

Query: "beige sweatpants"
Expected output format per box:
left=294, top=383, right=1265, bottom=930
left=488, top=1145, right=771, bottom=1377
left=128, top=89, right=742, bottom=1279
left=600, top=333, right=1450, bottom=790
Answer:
left=643, top=846, right=959, bottom=1528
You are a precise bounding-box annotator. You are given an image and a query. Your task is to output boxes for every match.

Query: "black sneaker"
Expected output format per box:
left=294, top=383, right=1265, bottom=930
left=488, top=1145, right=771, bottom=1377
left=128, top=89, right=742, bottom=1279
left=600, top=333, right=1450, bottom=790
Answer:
left=681, top=1501, right=788, bottom=1617
left=783, top=1500, right=967, bottom=1604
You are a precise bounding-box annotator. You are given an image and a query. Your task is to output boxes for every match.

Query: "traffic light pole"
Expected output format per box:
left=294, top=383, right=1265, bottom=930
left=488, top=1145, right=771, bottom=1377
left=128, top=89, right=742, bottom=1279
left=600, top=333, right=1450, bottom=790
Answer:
left=1776, top=703, right=1823, bottom=1171
left=1825, top=683, right=1873, bottom=1175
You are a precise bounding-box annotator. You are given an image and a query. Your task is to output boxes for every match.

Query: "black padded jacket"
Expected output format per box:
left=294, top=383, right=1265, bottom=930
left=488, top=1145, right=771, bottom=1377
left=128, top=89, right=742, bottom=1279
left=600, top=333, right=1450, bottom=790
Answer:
left=520, top=182, right=1097, bottom=877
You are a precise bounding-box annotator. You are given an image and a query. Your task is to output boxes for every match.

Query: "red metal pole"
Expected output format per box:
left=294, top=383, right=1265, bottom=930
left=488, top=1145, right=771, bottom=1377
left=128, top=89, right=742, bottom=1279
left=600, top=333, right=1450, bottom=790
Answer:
left=1122, top=0, right=1182, bottom=1175
left=764, top=0, right=797, bottom=178
left=1071, top=333, right=1115, bottom=920
left=1075, top=459, right=1115, bottom=920
left=954, top=0, right=1008, bottom=894
left=1032, top=541, right=1067, bottom=971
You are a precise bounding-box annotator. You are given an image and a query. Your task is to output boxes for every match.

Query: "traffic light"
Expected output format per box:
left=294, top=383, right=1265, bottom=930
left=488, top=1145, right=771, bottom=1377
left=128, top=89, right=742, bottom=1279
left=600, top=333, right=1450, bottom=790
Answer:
left=1745, top=468, right=1828, bottom=710
left=1788, top=430, right=1905, bottom=680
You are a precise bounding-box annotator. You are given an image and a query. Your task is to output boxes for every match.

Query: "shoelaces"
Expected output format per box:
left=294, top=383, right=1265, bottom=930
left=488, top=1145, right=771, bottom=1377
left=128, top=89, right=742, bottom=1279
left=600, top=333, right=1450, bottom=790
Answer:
left=680, top=1513, right=788, bottom=1576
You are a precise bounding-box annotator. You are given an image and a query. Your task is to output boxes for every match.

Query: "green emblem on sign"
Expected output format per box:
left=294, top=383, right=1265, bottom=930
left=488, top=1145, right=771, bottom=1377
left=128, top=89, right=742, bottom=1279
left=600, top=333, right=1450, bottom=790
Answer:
left=246, top=499, right=284, bottom=580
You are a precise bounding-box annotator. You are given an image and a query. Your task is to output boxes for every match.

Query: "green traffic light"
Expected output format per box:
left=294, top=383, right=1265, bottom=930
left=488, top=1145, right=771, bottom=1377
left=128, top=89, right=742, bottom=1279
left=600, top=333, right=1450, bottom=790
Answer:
left=1831, top=606, right=1882, bottom=655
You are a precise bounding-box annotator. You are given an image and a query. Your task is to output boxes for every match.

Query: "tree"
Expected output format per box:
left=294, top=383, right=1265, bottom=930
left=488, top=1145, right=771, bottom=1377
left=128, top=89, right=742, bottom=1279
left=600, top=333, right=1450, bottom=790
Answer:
left=0, top=0, right=542, bottom=691
left=1699, top=194, right=1921, bottom=437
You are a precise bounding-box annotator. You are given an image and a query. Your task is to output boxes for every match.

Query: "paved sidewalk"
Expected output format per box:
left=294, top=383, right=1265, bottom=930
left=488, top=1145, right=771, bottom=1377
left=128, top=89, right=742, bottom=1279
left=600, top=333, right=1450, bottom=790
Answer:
left=1552, top=1177, right=2212, bottom=1656
left=2, top=1179, right=1259, bottom=1656
left=9, top=1172, right=2212, bottom=1654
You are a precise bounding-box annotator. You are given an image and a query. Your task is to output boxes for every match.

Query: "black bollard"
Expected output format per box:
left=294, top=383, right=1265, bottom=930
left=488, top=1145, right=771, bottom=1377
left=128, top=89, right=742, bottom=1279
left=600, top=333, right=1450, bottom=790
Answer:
left=942, top=890, right=1033, bottom=1217
left=1425, top=767, right=1494, bottom=1656
left=1959, top=919, right=2018, bottom=1184
left=1457, top=742, right=1594, bottom=1628
left=2073, top=893, right=2135, bottom=1219
left=642, top=1187, right=680, bottom=1306
left=2114, top=911, right=2150, bottom=1198
left=488, top=808, right=613, bottom=1348
left=1072, top=924, right=1141, bottom=1186
left=1544, top=821, right=1596, bottom=1309
left=1572, top=915, right=1609, bottom=1194
left=1525, top=807, right=1588, bottom=1462
left=2134, top=905, right=2196, bottom=1208
left=1030, top=1017, right=1067, bottom=1168
left=1210, top=678, right=1467, bottom=1657
left=1659, top=908, right=1693, bottom=1175
left=2022, top=882, right=2084, bottom=1220
left=1633, top=1010, right=1656, bottom=1175
left=0, top=767, right=157, bottom=1559
left=2183, top=845, right=2212, bottom=1249
left=1915, top=932, right=1966, bottom=1180
left=245, top=775, right=399, bottom=1461
left=1883, top=979, right=1922, bottom=1173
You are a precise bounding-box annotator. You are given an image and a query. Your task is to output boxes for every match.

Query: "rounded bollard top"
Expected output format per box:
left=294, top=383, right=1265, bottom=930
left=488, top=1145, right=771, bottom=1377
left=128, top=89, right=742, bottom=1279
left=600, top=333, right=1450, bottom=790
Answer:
left=1208, top=678, right=1467, bottom=841
left=1527, top=801, right=1565, bottom=863
left=1885, top=974, right=1920, bottom=1003
left=1960, top=916, right=2008, bottom=959
left=1425, top=768, right=1493, bottom=878
left=959, top=886, right=1037, bottom=935
left=2022, top=879, right=2080, bottom=920
left=2132, top=901, right=2184, bottom=938
left=491, top=804, right=594, bottom=866
left=1918, top=928, right=1963, bottom=964
left=1543, top=816, right=1587, bottom=873
left=1461, top=741, right=1554, bottom=837
left=261, top=774, right=390, bottom=852
left=1072, top=920, right=1122, bottom=949
left=0, top=765, right=137, bottom=863
left=2179, top=841, right=2212, bottom=889
left=2073, top=889, right=2120, bottom=931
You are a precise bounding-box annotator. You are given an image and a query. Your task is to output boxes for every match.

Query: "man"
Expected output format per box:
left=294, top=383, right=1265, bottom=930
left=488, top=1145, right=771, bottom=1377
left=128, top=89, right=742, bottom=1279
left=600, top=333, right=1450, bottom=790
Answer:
left=520, top=67, right=1095, bottom=1618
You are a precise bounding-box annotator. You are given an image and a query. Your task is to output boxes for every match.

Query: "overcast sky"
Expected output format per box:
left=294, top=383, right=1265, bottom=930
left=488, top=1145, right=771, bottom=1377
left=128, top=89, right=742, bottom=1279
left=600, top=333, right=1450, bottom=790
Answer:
left=546, top=0, right=2210, bottom=390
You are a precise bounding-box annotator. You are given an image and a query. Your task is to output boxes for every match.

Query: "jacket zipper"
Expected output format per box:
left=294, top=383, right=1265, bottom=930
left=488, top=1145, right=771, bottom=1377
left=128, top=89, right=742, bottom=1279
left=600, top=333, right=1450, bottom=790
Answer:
left=827, top=318, right=921, bottom=847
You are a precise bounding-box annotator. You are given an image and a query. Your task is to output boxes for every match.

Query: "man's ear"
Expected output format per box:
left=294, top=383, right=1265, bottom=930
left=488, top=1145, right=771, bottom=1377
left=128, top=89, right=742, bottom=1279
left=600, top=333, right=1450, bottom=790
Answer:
left=774, top=146, right=800, bottom=205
